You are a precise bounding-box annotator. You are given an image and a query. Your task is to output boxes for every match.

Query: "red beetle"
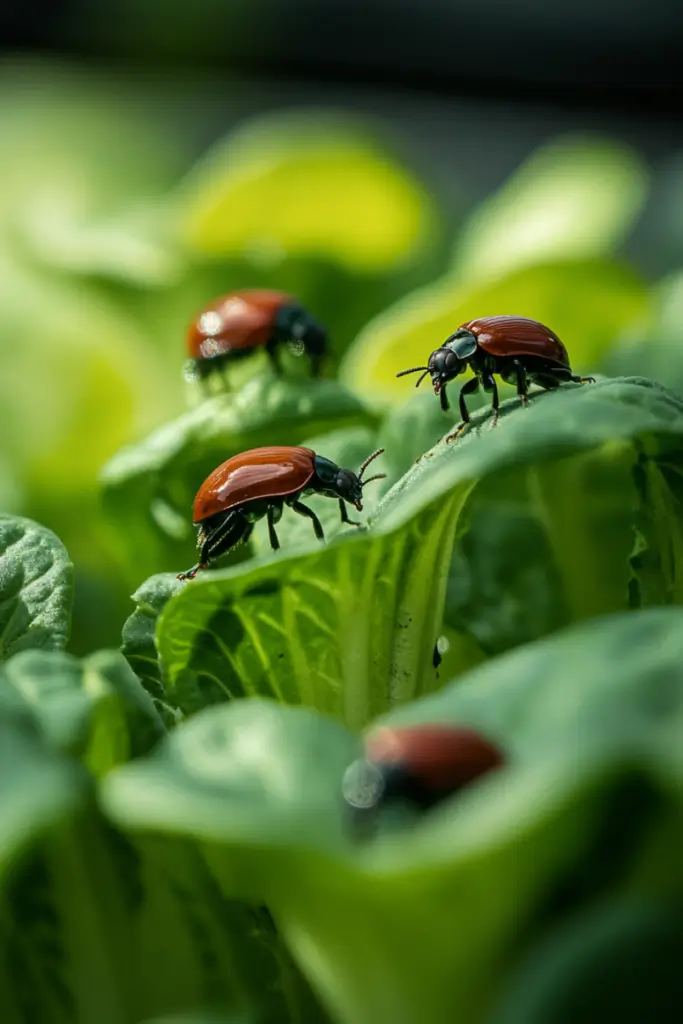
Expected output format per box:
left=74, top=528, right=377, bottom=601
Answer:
left=185, top=289, right=327, bottom=383
left=342, top=724, right=504, bottom=819
left=396, top=315, right=594, bottom=439
left=177, top=446, right=385, bottom=580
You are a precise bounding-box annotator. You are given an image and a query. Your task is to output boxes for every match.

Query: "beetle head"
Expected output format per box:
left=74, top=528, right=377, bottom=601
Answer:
left=314, top=448, right=386, bottom=512
left=396, top=328, right=477, bottom=395
left=427, top=347, right=464, bottom=395
left=429, top=330, right=478, bottom=394
left=300, top=318, right=327, bottom=359
left=335, top=468, right=364, bottom=510
left=278, top=304, right=327, bottom=363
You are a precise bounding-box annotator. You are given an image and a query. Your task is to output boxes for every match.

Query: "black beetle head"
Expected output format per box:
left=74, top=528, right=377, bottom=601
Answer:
left=314, top=449, right=386, bottom=512
left=302, top=319, right=327, bottom=358
left=396, top=329, right=477, bottom=394
left=335, top=468, right=364, bottom=510
left=277, top=303, right=327, bottom=366
left=427, top=346, right=465, bottom=394
left=428, top=329, right=478, bottom=392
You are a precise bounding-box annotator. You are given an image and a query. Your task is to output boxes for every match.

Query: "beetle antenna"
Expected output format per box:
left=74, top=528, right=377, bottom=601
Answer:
left=360, top=473, right=386, bottom=488
left=358, top=447, right=385, bottom=480
left=396, top=366, right=428, bottom=378
left=414, top=369, right=431, bottom=389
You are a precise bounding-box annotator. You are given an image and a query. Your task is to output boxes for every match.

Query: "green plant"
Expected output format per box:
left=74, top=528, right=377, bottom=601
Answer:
left=2, top=84, right=683, bottom=1022
left=4, top=367, right=683, bottom=1022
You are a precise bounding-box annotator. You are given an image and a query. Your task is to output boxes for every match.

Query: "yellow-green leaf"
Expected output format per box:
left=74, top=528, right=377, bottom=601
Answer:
left=0, top=255, right=181, bottom=496
left=451, top=136, right=648, bottom=283
left=175, top=111, right=435, bottom=273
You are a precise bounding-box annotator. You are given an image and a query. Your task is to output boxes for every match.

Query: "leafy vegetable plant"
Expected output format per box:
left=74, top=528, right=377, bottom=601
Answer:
left=2, top=97, right=683, bottom=1024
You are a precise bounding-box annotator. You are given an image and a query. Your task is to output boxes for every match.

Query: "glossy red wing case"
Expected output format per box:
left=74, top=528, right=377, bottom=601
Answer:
left=193, top=446, right=316, bottom=522
left=187, top=289, right=292, bottom=360
left=365, top=725, right=504, bottom=792
left=463, top=316, right=570, bottom=367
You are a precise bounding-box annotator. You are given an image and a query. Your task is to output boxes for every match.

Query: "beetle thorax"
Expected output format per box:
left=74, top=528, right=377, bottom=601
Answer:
left=446, top=329, right=478, bottom=360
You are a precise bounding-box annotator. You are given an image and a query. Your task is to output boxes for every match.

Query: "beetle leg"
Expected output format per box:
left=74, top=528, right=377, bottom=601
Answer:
left=512, top=359, right=529, bottom=407
left=207, top=513, right=253, bottom=561
left=485, top=374, right=500, bottom=428
left=177, top=512, right=252, bottom=580
left=445, top=376, right=480, bottom=443
left=290, top=500, right=325, bottom=541
left=266, top=505, right=281, bottom=550
left=545, top=366, right=595, bottom=386
left=198, top=532, right=213, bottom=566
left=339, top=498, right=361, bottom=528
left=266, top=337, right=283, bottom=375
left=460, top=376, right=480, bottom=422
left=177, top=563, right=203, bottom=581
left=439, top=384, right=450, bottom=412
left=192, top=361, right=215, bottom=397
left=177, top=528, right=218, bottom=579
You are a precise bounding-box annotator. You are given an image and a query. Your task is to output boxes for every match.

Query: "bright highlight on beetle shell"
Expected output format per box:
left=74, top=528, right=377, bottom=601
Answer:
left=184, top=288, right=328, bottom=386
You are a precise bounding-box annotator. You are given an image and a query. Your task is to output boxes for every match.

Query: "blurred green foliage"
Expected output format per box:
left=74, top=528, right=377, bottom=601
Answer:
left=103, top=607, right=683, bottom=1024
left=3, top=55, right=683, bottom=1024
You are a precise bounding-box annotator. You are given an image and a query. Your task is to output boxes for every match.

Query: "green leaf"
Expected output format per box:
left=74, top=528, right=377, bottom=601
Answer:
left=0, top=713, right=86, bottom=882
left=395, top=378, right=683, bottom=657
left=2, top=812, right=274, bottom=1023
left=628, top=454, right=683, bottom=607
left=0, top=514, right=73, bottom=660
left=444, top=441, right=643, bottom=654
left=140, top=1014, right=257, bottom=1024
left=489, top=900, right=683, bottom=1024
left=155, top=378, right=683, bottom=724
left=121, top=573, right=185, bottom=722
left=24, top=201, right=184, bottom=289
left=0, top=718, right=314, bottom=1022
left=341, top=260, right=649, bottom=408
left=0, top=61, right=187, bottom=287
left=375, top=391, right=461, bottom=486
left=101, top=374, right=376, bottom=581
left=102, top=607, right=683, bottom=1024
left=380, top=606, right=683, bottom=766
left=102, top=701, right=359, bottom=854
left=174, top=110, right=435, bottom=273
left=603, top=268, right=683, bottom=399
left=451, top=136, right=648, bottom=283
left=0, top=648, right=165, bottom=775
left=0, top=256, right=182, bottom=501
left=0, top=68, right=187, bottom=508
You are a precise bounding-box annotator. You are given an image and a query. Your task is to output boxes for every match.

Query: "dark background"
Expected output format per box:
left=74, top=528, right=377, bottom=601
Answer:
left=3, top=0, right=683, bottom=105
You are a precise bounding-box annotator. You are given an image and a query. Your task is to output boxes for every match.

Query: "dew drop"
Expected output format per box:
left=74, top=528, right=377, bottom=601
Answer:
left=341, top=759, right=385, bottom=809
